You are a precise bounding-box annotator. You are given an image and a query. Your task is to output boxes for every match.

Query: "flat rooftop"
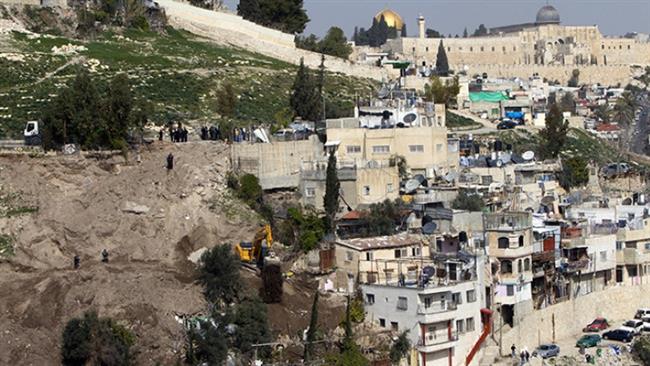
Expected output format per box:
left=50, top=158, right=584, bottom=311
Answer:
left=336, top=233, right=424, bottom=251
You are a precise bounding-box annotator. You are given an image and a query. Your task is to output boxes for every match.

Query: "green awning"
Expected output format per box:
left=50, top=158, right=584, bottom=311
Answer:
left=469, top=91, right=509, bottom=103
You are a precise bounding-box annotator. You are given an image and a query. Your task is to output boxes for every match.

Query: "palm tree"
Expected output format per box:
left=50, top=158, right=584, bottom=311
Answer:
left=611, top=92, right=636, bottom=126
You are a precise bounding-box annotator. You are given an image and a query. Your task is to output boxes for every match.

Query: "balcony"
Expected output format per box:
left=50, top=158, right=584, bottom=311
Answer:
left=417, top=333, right=459, bottom=353
left=417, top=302, right=457, bottom=315
left=617, top=248, right=650, bottom=265
left=484, top=212, right=532, bottom=231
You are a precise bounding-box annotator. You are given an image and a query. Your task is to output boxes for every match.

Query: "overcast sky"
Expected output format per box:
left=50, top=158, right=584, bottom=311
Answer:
left=222, top=0, right=650, bottom=38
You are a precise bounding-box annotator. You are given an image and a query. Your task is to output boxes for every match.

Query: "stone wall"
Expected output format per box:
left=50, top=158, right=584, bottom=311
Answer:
left=498, top=284, right=649, bottom=354
left=465, top=64, right=633, bottom=86
left=157, top=0, right=391, bottom=81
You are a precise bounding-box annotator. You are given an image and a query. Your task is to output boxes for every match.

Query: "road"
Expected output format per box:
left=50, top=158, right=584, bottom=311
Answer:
left=630, top=93, right=650, bottom=155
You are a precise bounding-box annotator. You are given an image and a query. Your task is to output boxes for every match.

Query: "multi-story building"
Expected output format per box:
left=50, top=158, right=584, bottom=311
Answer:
left=616, top=217, right=650, bottom=286
left=360, top=253, right=489, bottom=366
left=484, top=212, right=534, bottom=327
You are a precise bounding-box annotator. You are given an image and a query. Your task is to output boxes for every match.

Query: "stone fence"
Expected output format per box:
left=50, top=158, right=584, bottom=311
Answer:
left=461, top=64, right=633, bottom=86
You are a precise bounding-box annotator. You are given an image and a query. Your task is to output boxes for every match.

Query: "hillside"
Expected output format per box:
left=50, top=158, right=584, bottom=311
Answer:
left=0, top=10, right=378, bottom=139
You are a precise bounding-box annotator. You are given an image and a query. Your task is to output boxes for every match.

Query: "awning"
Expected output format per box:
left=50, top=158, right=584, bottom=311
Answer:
left=324, top=140, right=340, bottom=147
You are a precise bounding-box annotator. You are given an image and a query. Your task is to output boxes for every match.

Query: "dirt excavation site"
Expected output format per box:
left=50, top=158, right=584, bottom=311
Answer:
left=0, top=141, right=343, bottom=365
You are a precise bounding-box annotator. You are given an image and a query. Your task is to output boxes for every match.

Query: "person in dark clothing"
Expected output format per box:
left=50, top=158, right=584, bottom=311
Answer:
left=169, top=127, right=174, bottom=142
left=159, top=129, right=163, bottom=141
left=101, top=249, right=109, bottom=263
left=524, top=349, right=530, bottom=363
left=167, top=153, right=174, bottom=170
left=511, top=344, right=516, bottom=358
left=201, top=126, right=208, bottom=140
left=73, top=255, right=80, bottom=269
left=183, top=128, right=188, bottom=142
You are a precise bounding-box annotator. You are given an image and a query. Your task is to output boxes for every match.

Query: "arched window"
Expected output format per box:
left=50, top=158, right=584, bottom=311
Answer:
left=524, top=258, right=531, bottom=271
left=498, top=237, right=509, bottom=249
left=517, top=259, right=522, bottom=273
left=518, top=235, right=525, bottom=247
left=500, top=260, right=512, bottom=274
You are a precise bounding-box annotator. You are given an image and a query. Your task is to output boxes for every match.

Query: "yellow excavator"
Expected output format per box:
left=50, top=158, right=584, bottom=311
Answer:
left=235, top=224, right=276, bottom=268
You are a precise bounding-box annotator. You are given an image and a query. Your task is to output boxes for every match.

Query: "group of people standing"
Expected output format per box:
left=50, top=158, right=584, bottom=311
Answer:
left=200, top=125, right=221, bottom=141
left=158, top=126, right=189, bottom=143
left=511, top=344, right=530, bottom=365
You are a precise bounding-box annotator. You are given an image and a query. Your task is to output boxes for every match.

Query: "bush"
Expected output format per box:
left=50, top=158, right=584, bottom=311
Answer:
left=186, top=319, right=228, bottom=365
left=633, top=335, right=650, bottom=365
left=282, top=206, right=325, bottom=252
left=236, top=174, right=262, bottom=205
left=389, top=331, right=410, bottom=364
left=198, top=244, right=242, bottom=305
left=452, top=190, right=485, bottom=211
left=61, top=311, right=134, bottom=366
left=234, top=296, right=272, bottom=357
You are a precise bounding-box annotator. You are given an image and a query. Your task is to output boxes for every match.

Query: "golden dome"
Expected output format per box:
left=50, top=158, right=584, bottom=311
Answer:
left=374, top=8, right=404, bottom=29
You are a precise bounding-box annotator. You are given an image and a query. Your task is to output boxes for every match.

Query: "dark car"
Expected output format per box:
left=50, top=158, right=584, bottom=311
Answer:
left=576, top=334, right=601, bottom=348
left=602, top=329, right=635, bottom=343
left=497, top=120, right=518, bottom=130
left=583, top=317, right=609, bottom=332
left=532, top=344, right=560, bottom=359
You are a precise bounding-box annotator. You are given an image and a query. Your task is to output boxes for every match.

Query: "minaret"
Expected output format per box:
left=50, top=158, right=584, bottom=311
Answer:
left=418, top=14, right=425, bottom=39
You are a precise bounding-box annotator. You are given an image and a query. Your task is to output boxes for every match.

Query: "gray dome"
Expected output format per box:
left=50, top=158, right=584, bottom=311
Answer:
left=536, top=5, right=560, bottom=24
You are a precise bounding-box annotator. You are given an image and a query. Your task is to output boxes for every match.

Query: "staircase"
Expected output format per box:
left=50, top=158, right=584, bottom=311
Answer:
left=466, top=309, right=494, bottom=366
left=479, top=343, right=501, bottom=366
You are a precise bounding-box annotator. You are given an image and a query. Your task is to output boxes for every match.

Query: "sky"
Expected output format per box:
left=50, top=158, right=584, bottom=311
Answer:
left=222, top=0, right=650, bottom=38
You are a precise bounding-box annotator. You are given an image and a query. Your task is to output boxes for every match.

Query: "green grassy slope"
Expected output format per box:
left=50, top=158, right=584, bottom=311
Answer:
left=0, top=28, right=377, bottom=138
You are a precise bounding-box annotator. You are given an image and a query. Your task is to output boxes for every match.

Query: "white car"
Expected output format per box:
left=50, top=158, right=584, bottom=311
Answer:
left=620, top=319, right=644, bottom=335
left=635, top=308, right=650, bottom=320
left=642, top=316, right=650, bottom=332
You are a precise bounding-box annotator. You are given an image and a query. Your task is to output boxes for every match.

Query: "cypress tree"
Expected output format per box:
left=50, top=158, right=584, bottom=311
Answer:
left=323, top=149, right=340, bottom=234
left=303, top=291, right=319, bottom=362
left=463, top=27, right=468, bottom=38
left=436, top=40, right=450, bottom=76
left=237, top=0, right=260, bottom=22
left=400, top=24, right=407, bottom=37
left=290, top=58, right=319, bottom=121
left=539, top=103, right=569, bottom=159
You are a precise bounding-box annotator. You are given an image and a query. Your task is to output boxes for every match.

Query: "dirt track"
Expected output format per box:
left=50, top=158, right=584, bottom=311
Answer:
left=0, top=140, right=260, bottom=365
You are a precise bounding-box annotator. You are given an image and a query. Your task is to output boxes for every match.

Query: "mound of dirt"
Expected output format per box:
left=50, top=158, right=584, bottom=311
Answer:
left=0, top=141, right=259, bottom=365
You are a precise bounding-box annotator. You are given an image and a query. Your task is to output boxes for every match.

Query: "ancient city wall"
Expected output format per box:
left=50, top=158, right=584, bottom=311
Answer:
left=464, top=64, right=632, bottom=86
left=499, top=284, right=649, bottom=354
left=157, top=0, right=391, bottom=81
left=0, top=0, right=41, bottom=6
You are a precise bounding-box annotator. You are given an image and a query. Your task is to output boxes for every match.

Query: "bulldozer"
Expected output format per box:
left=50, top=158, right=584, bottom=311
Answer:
left=235, top=224, right=278, bottom=268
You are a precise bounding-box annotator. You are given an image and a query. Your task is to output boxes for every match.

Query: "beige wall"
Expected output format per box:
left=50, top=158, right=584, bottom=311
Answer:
left=355, top=166, right=400, bottom=206
left=327, top=126, right=451, bottom=174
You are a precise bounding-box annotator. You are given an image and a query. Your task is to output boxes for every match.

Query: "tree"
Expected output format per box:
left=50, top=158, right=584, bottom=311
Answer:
left=215, top=82, right=237, bottom=117
left=290, top=58, right=320, bottom=121
left=327, top=296, right=369, bottom=366
left=61, top=311, right=135, bottom=366
left=303, top=291, right=319, bottom=362
left=568, top=68, right=580, bottom=87
left=258, top=0, right=309, bottom=34
left=559, top=92, right=576, bottom=114
left=436, top=40, right=450, bottom=76
left=452, top=190, right=485, bottom=211
left=234, top=296, right=272, bottom=356
left=318, top=27, right=352, bottom=58
left=188, top=319, right=228, bottom=365
left=198, top=244, right=242, bottom=305
left=367, top=16, right=389, bottom=47
left=282, top=206, right=325, bottom=252
left=472, top=24, right=488, bottom=37
left=611, top=92, right=636, bottom=126
left=260, top=263, right=283, bottom=303
left=539, top=103, right=569, bottom=159
left=632, top=335, right=650, bottom=365
left=463, top=27, right=468, bottom=38
left=560, top=156, right=589, bottom=190
left=425, top=28, right=443, bottom=38
left=594, top=104, right=610, bottom=123
left=104, top=73, right=134, bottom=148
left=424, top=76, right=460, bottom=107
left=400, top=24, right=407, bottom=37
left=362, top=199, right=403, bottom=237
left=236, top=174, right=263, bottom=205
left=324, top=149, right=340, bottom=234
left=237, top=0, right=260, bottom=22
left=389, top=331, right=411, bottom=364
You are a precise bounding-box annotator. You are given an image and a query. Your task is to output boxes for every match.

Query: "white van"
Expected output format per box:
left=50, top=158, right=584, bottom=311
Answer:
left=621, top=319, right=644, bottom=335
left=635, top=308, right=650, bottom=319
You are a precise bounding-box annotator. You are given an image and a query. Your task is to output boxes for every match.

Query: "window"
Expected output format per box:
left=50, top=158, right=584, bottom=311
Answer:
left=452, top=292, right=462, bottom=305
left=645, top=243, right=650, bottom=251
left=436, top=144, right=443, bottom=153
left=366, top=252, right=373, bottom=261
left=391, top=322, right=399, bottom=331
left=363, top=186, right=370, bottom=196
left=466, top=317, right=475, bottom=332
left=506, top=284, right=514, bottom=296
left=456, top=319, right=465, bottom=333
left=423, top=296, right=432, bottom=308
left=409, top=145, right=424, bottom=153
left=386, top=183, right=393, bottom=193
left=411, top=247, right=421, bottom=256
left=305, top=187, right=315, bottom=197
left=346, top=251, right=354, bottom=261
left=470, top=47, right=473, bottom=52
left=425, top=46, right=429, bottom=52
left=628, top=45, right=631, bottom=50
left=600, top=251, right=607, bottom=262
left=601, top=44, right=605, bottom=50
left=447, top=47, right=451, bottom=52
left=346, top=145, right=361, bottom=154
left=394, top=248, right=407, bottom=258
left=480, top=46, right=484, bottom=52
left=524, top=258, right=530, bottom=271
left=366, top=293, right=375, bottom=304
left=617, top=241, right=624, bottom=251
left=372, top=145, right=390, bottom=154
left=491, top=46, right=495, bottom=52
left=518, top=235, right=525, bottom=247
left=501, top=260, right=512, bottom=274
left=397, top=297, right=408, bottom=310
left=379, top=318, right=386, bottom=327
left=498, top=237, right=509, bottom=249
left=518, top=259, right=522, bottom=273
left=466, top=290, right=476, bottom=303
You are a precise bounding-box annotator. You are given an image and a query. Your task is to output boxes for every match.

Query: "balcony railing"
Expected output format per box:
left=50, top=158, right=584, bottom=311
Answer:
left=417, top=302, right=457, bottom=315
left=417, top=332, right=459, bottom=348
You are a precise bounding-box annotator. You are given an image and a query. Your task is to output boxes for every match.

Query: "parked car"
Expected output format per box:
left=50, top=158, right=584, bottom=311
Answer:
left=635, top=308, right=650, bottom=319
left=497, top=120, right=518, bottom=130
left=576, top=334, right=601, bottom=348
left=603, top=329, right=635, bottom=343
left=642, top=316, right=650, bottom=332
left=583, top=317, right=609, bottom=332
left=621, top=319, right=644, bottom=335
left=533, top=344, right=560, bottom=358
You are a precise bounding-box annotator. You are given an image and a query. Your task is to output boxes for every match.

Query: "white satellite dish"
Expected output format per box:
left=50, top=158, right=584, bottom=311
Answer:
left=404, top=179, right=421, bottom=193
left=496, top=159, right=504, bottom=167
left=522, top=151, right=535, bottom=161
left=367, top=160, right=379, bottom=168
left=500, top=153, right=512, bottom=164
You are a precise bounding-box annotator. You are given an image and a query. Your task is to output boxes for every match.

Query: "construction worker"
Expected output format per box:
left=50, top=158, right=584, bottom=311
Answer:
left=167, top=153, right=174, bottom=170
left=73, top=255, right=80, bottom=269
left=101, top=249, right=109, bottom=263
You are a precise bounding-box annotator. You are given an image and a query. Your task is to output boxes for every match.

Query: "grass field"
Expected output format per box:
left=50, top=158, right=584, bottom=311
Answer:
left=0, top=27, right=377, bottom=138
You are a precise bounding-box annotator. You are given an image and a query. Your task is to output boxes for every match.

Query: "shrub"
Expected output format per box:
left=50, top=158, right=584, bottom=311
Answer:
left=234, top=296, right=271, bottom=357
left=452, top=190, right=485, bottom=211
left=633, top=335, right=650, bottom=365
left=198, top=244, right=242, bottom=305
left=236, top=174, right=262, bottom=205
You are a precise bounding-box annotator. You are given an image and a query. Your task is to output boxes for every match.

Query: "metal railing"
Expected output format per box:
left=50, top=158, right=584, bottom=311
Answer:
left=417, top=332, right=459, bottom=347
left=417, top=302, right=457, bottom=315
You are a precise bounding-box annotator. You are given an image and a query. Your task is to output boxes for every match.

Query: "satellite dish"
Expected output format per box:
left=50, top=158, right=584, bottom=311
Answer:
left=367, top=160, right=379, bottom=168
left=522, top=151, right=535, bottom=161
left=500, top=153, right=512, bottom=164
left=423, top=69, right=432, bottom=77
left=404, top=179, right=421, bottom=193
left=413, top=174, right=427, bottom=185
left=444, top=172, right=457, bottom=182
left=422, top=214, right=433, bottom=225
left=496, top=159, right=504, bottom=167
left=377, top=86, right=389, bottom=99
left=422, top=222, right=437, bottom=235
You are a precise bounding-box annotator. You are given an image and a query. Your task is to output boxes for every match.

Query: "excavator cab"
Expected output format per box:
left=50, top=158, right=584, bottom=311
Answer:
left=235, top=224, right=274, bottom=267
